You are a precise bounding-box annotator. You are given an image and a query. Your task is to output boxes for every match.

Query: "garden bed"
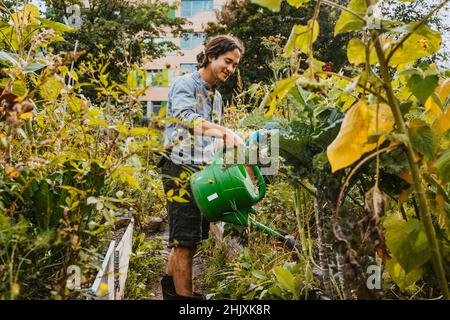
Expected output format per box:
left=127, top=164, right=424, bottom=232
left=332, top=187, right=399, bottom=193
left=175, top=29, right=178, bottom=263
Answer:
left=89, top=217, right=134, bottom=300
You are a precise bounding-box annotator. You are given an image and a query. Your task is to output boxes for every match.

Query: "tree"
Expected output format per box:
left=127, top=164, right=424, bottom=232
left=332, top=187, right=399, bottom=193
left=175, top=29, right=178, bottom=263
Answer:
left=44, top=0, right=190, bottom=89
left=204, top=0, right=350, bottom=102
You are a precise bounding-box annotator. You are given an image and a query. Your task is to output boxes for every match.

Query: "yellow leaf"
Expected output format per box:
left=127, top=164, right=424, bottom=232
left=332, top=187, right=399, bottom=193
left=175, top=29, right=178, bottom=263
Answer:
left=172, top=196, right=190, bottom=203
left=87, top=117, right=108, bottom=127
left=116, top=123, right=128, bottom=134
left=327, top=100, right=394, bottom=172
left=363, top=103, right=395, bottom=153
left=19, top=112, right=33, bottom=120
left=129, top=127, right=149, bottom=136
left=121, top=173, right=141, bottom=190
left=262, top=76, right=300, bottom=117
left=68, top=96, right=82, bottom=112
left=425, top=79, right=450, bottom=138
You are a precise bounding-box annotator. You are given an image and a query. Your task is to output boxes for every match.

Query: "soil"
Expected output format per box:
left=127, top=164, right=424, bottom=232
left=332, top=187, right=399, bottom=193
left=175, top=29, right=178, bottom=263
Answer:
left=113, top=219, right=130, bottom=248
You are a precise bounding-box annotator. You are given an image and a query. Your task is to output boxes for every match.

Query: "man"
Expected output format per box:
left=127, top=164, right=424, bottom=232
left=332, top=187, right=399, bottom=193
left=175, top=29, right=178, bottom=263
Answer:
left=160, top=35, right=245, bottom=299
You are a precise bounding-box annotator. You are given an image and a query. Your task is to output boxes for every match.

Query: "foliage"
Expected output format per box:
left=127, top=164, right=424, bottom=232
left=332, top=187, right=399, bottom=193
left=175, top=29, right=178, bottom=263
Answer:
left=198, top=236, right=319, bottom=300
left=124, top=233, right=165, bottom=300
left=0, top=4, right=162, bottom=299
left=252, top=0, right=450, bottom=299
left=44, top=0, right=190, bottom=96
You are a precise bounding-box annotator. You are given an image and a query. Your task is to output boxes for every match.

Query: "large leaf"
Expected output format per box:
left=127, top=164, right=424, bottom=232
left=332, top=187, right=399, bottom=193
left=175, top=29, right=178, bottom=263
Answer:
left=23, top=61, right=47, bottom=73
left=384, top=217, right=431, bottom=273
left=327, top=100, right=395, bottom=172
left=10, top=4, right=40, bottom=26
left=272, top=266, right=296, bottom=293
left=250, top=0, right=281, bottom=12
left=389, top=23, right=442, bottom=67
left=386, top=256, right=423, bottom=291
left=409, top=124, right=438, bottom=158
left=347, top=38, right=377, bottom=65
left=0, top=51, right=22, bottom=66
left=335, top=0, right=371, bottom=35
left=32, top=181, right=56, bottom=230
left=407, top=75, right=439, bottom=104
left=38, top=18, right=76, bottom=34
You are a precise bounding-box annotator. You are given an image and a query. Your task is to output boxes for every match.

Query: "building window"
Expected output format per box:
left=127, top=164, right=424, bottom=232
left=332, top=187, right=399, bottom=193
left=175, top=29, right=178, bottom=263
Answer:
left=143, top=101, right=167, bottom=119
left=180, top=63, right=197, bottom=75
left=180, top=33, right=205, bottom=50
left=149, top=101, right=167, bottom=118
left=181, top=0, right=213, bottom=17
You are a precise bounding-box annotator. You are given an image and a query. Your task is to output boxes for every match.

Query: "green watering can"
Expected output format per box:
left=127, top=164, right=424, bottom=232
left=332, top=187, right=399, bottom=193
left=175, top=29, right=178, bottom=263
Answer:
left=190, top=149, right=296, bottom=248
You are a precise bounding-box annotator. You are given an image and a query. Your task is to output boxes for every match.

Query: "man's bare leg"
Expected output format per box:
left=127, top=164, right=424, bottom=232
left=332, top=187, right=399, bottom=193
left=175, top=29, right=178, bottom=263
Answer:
left=166, top=247, right=195, bottom=297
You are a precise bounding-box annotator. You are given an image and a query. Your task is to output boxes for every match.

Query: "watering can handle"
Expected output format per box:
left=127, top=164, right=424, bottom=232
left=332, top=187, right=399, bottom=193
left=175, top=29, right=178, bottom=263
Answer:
left=251, top=165, right=266, bottom=202
left=214, top=147, right=266, bottom=201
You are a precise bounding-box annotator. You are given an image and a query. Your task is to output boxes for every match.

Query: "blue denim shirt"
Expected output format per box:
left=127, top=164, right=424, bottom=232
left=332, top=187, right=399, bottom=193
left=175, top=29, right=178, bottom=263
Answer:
left=163, top=71, right=223, bottom=168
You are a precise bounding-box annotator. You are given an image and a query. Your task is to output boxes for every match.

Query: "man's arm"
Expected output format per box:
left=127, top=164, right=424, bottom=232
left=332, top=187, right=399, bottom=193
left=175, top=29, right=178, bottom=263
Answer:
left=193, top=118, right=244, bottom=148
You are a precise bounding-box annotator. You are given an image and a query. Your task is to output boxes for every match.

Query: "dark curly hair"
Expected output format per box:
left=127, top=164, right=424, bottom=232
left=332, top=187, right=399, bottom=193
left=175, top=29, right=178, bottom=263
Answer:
left=196, top=35, right=245, bottom=69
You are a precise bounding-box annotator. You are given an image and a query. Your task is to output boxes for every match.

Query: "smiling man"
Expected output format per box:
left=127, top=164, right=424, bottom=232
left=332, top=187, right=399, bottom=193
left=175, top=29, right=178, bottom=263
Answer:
left=161, top=35, right=245, bottom=299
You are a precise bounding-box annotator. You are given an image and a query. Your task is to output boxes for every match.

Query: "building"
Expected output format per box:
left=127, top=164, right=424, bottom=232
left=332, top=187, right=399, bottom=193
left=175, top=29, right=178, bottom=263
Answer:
left=140, top=0, right=226, bottom=120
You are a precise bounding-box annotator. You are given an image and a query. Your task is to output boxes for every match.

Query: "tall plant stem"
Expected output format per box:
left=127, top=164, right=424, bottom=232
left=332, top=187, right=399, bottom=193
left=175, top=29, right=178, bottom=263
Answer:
left=365, top=0, right=449, bottom=300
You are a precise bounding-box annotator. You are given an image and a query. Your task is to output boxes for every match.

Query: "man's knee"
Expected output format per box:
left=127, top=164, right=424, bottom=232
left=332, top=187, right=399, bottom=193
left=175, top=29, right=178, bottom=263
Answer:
left=171, top=246, right=195, bottom=260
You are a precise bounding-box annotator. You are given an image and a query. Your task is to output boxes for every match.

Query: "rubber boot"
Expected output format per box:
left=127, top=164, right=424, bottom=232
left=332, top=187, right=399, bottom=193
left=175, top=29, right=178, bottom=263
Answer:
left=160, top=275, right=205, bottom=300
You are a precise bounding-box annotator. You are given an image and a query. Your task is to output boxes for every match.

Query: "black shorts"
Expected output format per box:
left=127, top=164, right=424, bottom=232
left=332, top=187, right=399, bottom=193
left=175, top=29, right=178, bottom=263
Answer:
left=161, top=160, right=210, bottom=249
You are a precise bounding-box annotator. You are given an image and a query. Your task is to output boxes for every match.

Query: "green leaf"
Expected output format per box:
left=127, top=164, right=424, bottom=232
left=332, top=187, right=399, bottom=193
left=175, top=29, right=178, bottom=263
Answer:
left=32, top=181, right=56, bottom=229
left=38, top=18, right=76, bottom=34
left=435, top=149, right=450, bottom=183
left=286, top=0, right=310, bottom=8
left=386, top=256, right=423, bottom=291
left=409, top=125, right=438, bottom=158
left=335, top=0, right=370, bottom=35
left=41, top=76, right=64, bottom=100
left=24, top=61, right=47, bottom=73
left=407, top=75, right=439, bottom=104
left=252, top=270, right=268, bottom=280
left=384, top=217, right=431, bottom=273
left=0, top=51, right=21, bottom=66
left=272, top=266, right=295, bottom=293
left=250, top=0, right=281, bottom=12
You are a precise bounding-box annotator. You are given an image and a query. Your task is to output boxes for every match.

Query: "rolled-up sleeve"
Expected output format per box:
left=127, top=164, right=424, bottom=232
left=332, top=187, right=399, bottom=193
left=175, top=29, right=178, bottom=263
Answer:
left=169, top=77, right=202, bottom=126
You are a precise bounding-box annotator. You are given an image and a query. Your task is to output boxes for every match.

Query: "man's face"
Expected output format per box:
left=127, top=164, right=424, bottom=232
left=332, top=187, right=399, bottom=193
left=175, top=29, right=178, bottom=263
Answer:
left=209, top=49, right=241, bottom=82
